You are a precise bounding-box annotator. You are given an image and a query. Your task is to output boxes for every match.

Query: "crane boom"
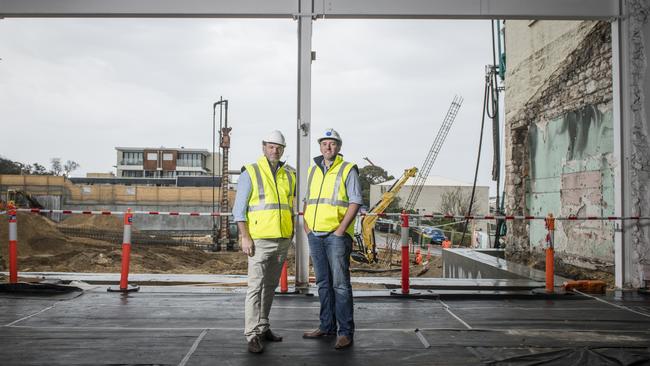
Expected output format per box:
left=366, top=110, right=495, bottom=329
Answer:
left=404, top=95, right=463, bottom=210
left=352, top=167, right=417, bottom=263
left=381, top=96, right=463, bottom=263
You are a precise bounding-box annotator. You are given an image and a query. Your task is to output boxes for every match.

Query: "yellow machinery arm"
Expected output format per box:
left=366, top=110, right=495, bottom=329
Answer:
left=354, top=167, right=417, bottom=263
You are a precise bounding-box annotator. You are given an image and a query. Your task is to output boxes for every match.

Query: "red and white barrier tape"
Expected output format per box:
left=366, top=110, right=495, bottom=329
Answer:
left=5, top=208, right=649, bottom=221
left=11, top=208, right=229, bottom=216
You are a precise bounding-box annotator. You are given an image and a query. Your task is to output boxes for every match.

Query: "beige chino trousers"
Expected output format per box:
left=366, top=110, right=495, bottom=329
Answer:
left=244, top=237, right=291, bottom=341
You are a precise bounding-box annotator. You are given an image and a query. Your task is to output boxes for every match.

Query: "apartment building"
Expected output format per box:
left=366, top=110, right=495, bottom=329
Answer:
left=116, top=147, right=221, bottom=178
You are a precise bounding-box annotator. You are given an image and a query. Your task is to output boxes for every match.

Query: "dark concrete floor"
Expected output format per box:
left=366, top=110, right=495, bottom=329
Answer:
left=1, top=285, right=649, bottom=366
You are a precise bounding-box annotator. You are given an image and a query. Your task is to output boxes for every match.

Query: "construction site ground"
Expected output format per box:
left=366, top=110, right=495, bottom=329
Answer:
left=0, top=282, right=648, bottom=365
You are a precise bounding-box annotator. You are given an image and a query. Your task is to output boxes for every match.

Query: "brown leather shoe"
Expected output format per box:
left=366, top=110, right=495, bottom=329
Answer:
left=247, top=336, right=264, bottom=353
left=334, top=335, right=353, bottom=350
left=261, top=329, right=283, bottom=342
left=302, top=328, right=336, bottom=339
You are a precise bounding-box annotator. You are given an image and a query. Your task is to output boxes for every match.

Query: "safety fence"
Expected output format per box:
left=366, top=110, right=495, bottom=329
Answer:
left=3, top=204, right=650, bottom=295
left=57, top=227, right=211, bottom=249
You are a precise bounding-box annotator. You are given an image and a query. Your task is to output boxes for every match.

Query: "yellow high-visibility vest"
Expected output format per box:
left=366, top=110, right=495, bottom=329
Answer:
left=245, top=156, right=295, bottom=239
left=304, top=155, right=356, bottom=236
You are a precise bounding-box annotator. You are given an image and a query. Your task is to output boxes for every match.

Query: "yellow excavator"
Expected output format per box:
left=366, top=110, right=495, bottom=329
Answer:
left=351, top=167, right=418, bottom=263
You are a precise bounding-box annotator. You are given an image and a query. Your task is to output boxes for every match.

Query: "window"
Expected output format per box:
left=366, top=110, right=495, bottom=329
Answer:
left=122, top=152, right=143, bottom=165
left=163, top=153, right=173, bottom=161
left=178, top=152, right=204, bottom=167
left=177, top=171, right=204, bottom=176
left=122, top=170, right=143, bottom=177
left=147, top=153, right=158, bottom=161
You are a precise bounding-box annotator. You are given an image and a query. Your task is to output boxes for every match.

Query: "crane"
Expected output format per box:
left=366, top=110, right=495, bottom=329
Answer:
left=382, top=95, right=463, bottom=261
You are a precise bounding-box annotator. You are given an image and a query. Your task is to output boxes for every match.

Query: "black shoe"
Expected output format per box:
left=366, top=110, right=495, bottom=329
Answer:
left=261, top=329, right=283, bottom=342
left=247, top=336, right=264, bottom=353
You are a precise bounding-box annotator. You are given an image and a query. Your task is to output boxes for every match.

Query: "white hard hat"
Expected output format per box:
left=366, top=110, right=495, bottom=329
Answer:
left=263, top=130, right=286, bottom=147
left=317, top=128, right=342, bottom=144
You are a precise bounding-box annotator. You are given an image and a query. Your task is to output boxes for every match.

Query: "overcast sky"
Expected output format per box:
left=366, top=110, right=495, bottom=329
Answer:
left=0, top=18, right=503, bottom=195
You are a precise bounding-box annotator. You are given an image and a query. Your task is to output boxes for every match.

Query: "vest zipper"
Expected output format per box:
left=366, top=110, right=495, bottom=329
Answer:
left=312, top=169, right=327, bottom=232
left=272, top=168, right=283, bottom=237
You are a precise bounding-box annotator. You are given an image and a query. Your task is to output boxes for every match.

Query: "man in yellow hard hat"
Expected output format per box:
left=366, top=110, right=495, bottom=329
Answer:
left=233, top=130, right=296, bottom=354
left=302, top=128, right=362, bottom=350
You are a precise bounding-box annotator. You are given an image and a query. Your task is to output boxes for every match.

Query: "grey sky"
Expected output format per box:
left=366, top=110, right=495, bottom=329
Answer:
left=0, top=18, right=501, bottom=194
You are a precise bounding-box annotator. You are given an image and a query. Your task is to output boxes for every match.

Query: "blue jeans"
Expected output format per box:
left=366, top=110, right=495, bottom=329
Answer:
left=307, top=232, right=354, bottom=337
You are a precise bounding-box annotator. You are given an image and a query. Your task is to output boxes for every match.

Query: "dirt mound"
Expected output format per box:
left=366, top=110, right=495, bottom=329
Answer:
left=0, top=212, right=74, bottom=268
left=59, top=214, right=124, bottom=231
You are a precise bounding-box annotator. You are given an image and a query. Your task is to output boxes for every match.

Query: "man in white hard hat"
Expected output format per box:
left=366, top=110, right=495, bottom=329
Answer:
left=233, top=130, right=296, bottom=353
left=302, top=128, right=362, bottom=350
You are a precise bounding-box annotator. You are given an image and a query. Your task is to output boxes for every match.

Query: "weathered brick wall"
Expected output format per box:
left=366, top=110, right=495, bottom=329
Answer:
left=504, top=21, right=613, bottom=269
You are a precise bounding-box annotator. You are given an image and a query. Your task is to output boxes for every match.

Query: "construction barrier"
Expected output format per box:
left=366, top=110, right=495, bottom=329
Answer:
left=400, top=211, right=410, bottom=295
left=279, top=260, right=288, bottom=293
left=7, top=202, right=18, bottom=284
left=414, top=249, right=422, bottom=265
left=11, top=207, right=650, bottom=221
left=107, top=209, right=139, bottom=293
left=545, top=213, right=555, bottom=293
left=562, top=280, right=607, bottom=294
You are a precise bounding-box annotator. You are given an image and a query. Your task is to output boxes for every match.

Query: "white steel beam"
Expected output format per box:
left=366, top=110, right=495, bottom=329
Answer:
left=612, top=0, right=650, bottom=289
left=0, top=0, right=619, bottom=19
left=295, top=0, right=313, bottom=293
left=316, top=0, right=620, bottom=20
left=612, top=17, right=630, bottom=289
left=0, top=0, right=298, bottom=18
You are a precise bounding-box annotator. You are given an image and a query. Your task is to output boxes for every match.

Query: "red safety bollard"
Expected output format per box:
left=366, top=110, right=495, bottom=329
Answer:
left=7, top=202, right=18, bottom=284
left=280, top=260, right=288, bottom=293
left=545, top=213, right=555, bottom=293
left=108, top=209, right=139, bottom=292
left=401, top=211, right=410, bottom=294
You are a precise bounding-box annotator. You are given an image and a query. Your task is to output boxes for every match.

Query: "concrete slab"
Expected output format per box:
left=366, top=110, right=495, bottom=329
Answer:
left=1, top=285, right=649, bottom=365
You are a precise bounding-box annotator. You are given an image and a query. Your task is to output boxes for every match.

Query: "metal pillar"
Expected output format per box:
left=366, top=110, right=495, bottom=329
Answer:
left=611, top=0, right=650, bottom=289
left=294, top=0, right=313, bottom=292
left=612, top=15, right=630, bottom=289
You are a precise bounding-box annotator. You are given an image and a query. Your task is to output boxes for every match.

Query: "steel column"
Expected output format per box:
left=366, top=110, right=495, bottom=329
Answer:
left=612, top=16, right=628, bottom=289
left=294, top=0, right=313, bottom=293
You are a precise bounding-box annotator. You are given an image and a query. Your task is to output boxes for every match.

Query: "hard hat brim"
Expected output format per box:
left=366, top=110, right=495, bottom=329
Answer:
left=263, top=140, right=286, bottom=147
left=317, top=137, right=341, bottom=143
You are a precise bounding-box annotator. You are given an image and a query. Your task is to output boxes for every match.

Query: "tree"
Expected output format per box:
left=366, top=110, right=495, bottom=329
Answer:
left=358, top=165, right=394, bottom=207
left=29, top=163, right=48, bottom=175
left=63, top=160, right=80, bottom=177
left=439, top=187, right=480, bottom=237
left=440, top=187, right=478, bottom=216
left=50, top=158, right=62, bottom=176
left=0, top=157, right=22, bottom=174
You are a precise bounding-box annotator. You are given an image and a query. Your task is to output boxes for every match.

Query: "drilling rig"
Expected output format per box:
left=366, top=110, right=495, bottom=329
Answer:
left=214, top=97, right=235, bottom=251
